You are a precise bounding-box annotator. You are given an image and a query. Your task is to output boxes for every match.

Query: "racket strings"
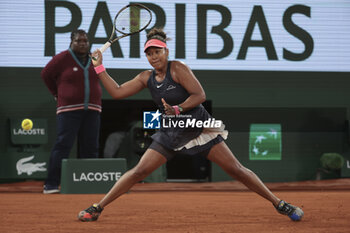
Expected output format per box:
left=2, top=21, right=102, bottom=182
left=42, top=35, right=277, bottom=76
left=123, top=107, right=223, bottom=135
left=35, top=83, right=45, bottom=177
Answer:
left=115, top=5, right=151, bottom=34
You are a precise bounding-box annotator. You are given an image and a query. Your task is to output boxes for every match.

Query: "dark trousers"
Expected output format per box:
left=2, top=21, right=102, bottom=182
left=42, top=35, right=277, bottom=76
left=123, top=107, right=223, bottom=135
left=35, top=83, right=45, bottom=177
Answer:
left=45, top=110, right=100, bottom=187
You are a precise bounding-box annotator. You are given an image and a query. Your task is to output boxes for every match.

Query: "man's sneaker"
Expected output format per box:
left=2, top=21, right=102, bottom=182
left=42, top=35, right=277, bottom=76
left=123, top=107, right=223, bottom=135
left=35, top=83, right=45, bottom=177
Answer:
left=275, top=200, right=304, bottom=221
left=43, top=185, right=60, bottom=194
left=78, top=204, right=104, bottom=222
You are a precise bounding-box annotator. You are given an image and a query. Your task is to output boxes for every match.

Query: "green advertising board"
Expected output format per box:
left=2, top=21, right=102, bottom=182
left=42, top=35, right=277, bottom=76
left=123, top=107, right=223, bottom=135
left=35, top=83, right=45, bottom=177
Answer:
left=249, top=124, right=282, bottom=160
left=10, top=118, right=48, bottom=145
left=60, top=158, right=127, bottom=194
left=0, top=150, right=49, bottom=179
left=341, top=154, right=350, bottom=178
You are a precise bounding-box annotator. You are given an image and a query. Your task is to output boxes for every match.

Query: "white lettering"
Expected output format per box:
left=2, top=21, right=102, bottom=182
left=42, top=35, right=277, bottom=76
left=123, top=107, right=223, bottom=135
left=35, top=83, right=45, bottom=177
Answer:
left=144, top=122, right=153, bottom=128
left=13, top=128, right=46, bottom=135
left=203, top=119, right=211, bottom=128
left=95, top=172, right=102, bottom=181
left=186, top=119, right=196, bottom=128
left=196, top=121, right=203, bottom=128
left=214, top=121, right=222, bottom=128
left=172, top=120, right=178, bottom=127
left=73, top=172, right=123, bottom=182
left=162, top=118, right=222, bottom=129
left=80, top=173, right=87, bottom=181
left=162, top=118, right=169, bottom=128
left=109, top=172, right=115, bottom=180
left=73, top=173, right=79, bottom=181
left=87, top=172, right=94, bottom=181
left=103, top=173, right=108, bottom=181
left=178, top=120, right=184, bottom=128
left=115, top=172, right=121, bottom=180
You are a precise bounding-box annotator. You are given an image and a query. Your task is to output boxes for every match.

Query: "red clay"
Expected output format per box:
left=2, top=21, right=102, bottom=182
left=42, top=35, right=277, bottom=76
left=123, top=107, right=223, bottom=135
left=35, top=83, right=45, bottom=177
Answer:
left=1, top=180, right=350, bottom=233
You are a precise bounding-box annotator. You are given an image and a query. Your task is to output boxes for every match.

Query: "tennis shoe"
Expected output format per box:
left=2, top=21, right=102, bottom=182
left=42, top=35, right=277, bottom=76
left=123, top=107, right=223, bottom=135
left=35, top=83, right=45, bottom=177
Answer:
left=43, top=185, right=60, bottom=194
left=275, top=200, right=304, bottom=221
left=78, top=204, right=103, bottom=222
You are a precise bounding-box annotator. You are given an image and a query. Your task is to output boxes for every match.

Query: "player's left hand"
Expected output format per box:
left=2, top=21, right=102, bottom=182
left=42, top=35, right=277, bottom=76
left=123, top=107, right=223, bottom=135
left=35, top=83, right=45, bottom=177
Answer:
left=161, top=98, right=175, bottom=115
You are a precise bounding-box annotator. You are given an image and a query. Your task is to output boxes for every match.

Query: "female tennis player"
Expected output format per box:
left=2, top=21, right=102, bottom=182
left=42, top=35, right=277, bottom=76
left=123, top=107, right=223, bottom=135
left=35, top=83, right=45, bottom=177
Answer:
left=78, top=28, right=304, bottom=222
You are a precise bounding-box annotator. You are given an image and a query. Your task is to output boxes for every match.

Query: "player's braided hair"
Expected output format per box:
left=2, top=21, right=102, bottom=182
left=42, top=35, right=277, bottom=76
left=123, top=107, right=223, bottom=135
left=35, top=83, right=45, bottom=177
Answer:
left=146, top=28, right=168, bottom=43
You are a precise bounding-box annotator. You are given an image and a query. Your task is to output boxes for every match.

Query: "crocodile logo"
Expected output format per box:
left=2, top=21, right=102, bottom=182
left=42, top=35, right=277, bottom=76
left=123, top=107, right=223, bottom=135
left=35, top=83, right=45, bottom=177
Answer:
left=16, top=155, right=47, bottom=175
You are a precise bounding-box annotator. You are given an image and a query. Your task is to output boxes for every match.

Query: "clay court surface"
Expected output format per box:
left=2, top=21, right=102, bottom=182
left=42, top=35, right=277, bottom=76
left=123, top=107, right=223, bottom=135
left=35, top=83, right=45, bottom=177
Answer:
left=1, top=179, right=350, bottom=233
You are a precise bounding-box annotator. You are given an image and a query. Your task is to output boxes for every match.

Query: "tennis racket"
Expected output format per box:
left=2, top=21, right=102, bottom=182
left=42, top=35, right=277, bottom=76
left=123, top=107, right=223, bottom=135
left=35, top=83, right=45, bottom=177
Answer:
left=93, top=3, right=152, bottom=59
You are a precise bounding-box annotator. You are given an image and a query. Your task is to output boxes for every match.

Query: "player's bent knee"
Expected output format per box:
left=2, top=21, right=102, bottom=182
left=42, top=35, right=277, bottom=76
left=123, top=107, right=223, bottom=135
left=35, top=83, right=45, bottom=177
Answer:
left=130, top=167, right=150, bottom=181
left=225, top=163, right=249, bottom=180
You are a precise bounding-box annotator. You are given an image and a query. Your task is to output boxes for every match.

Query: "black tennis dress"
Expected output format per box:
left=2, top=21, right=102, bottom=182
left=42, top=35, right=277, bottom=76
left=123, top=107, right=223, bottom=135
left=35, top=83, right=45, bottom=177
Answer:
left=147, top=61, right=227, bottom=158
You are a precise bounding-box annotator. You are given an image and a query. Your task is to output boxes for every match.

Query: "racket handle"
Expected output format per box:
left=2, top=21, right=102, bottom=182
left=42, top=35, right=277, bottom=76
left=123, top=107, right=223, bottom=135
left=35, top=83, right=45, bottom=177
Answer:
left=99, top=41, right=112, bottom=53
left=92, top=42, right=112, bottom=61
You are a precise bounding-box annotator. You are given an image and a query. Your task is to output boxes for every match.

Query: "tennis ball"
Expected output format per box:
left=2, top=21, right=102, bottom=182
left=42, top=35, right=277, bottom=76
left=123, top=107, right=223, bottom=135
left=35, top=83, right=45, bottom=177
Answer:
left=21, top=118, right=33, bottom=130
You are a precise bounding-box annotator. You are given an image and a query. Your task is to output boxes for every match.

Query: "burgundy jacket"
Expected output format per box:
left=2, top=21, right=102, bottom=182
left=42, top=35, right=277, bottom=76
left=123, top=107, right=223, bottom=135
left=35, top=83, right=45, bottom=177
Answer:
left=41, top=49, right=102, bottom=114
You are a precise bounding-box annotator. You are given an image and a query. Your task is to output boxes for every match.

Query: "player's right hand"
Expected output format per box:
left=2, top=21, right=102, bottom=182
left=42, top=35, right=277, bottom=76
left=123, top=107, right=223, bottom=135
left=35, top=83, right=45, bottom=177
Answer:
left=91, top=49, right=103, bottom=67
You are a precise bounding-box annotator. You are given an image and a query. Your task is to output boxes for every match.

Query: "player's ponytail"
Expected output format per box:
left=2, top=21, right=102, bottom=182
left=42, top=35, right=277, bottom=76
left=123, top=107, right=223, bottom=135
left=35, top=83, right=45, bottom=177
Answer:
left=146, top=28, right=168, bottom=43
